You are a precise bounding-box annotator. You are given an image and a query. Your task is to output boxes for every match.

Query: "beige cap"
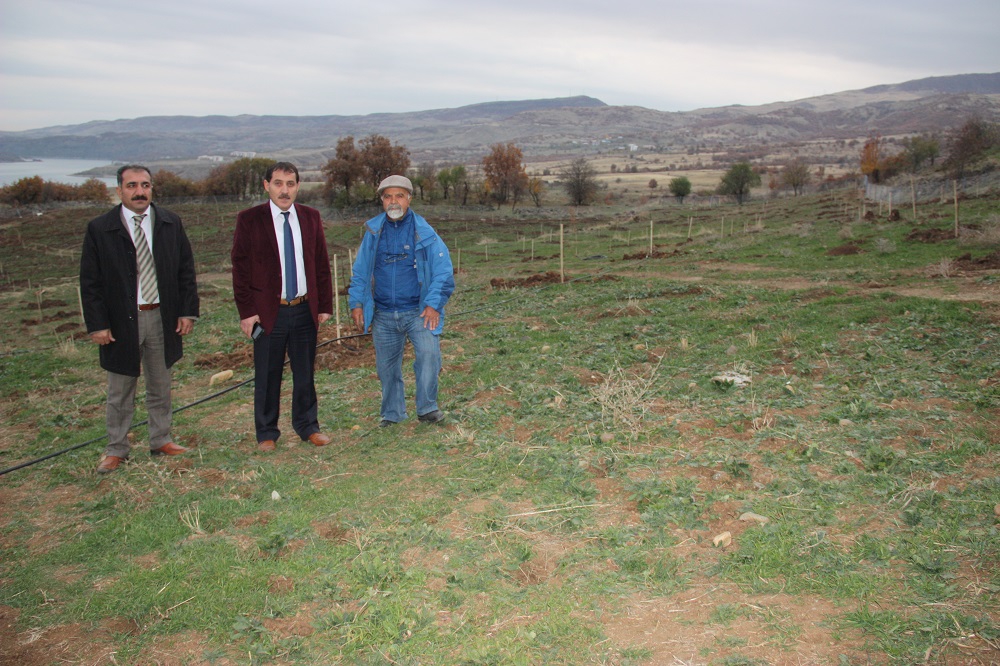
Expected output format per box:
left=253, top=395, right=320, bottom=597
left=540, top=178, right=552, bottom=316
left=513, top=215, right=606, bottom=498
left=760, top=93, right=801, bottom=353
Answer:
left=377, top=175, right=413, bottom=195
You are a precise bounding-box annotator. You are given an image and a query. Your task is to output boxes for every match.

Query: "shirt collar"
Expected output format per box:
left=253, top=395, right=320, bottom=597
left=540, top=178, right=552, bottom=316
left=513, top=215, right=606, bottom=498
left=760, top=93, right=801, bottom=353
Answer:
left=269, top=200, right=294, bottom=220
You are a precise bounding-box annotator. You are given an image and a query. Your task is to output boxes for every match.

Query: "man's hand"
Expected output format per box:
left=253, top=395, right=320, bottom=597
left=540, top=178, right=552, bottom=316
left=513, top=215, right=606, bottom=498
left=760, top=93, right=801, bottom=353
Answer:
left=176, top=317, right=195, bottom=336
left=90, top=329, right=114, bottom=345
left=351, top=307, right=365, bottom=331
left=421, top=306, right=440, bottom=330
left=240, top=315, right=260, bottom=338
left=318, top=313, right=331, bottom=324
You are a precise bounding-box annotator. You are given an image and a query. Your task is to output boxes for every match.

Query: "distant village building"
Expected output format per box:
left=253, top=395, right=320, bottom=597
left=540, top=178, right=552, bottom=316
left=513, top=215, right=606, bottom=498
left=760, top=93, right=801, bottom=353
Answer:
left=230, top=151, right=257, bottom=158
left=198, top=155, right=225, bottom=162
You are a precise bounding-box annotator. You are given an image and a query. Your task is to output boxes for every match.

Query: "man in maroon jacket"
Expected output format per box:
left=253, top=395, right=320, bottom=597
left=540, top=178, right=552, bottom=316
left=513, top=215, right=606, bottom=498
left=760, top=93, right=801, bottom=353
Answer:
left=231, top=162, right=334, bottom=451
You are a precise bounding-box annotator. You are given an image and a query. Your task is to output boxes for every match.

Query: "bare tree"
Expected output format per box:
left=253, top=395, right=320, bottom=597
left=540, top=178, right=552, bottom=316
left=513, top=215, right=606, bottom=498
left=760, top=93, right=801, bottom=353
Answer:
left=781, top=159, right=811, bottom=196
left=562, top=157, right=599, bottom=205
left=360, top=134, right=411, bottom=190
left=322, top=136, right=362, bottom=202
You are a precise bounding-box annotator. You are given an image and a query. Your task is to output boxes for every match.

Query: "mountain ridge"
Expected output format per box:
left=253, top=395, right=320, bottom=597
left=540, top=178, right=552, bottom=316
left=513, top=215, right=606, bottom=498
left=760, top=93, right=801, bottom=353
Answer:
left=1, top=75, right=998, bottom=164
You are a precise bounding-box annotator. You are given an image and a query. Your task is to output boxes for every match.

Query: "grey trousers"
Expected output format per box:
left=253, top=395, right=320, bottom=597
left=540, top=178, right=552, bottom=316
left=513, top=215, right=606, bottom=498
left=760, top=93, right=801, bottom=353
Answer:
left=104, top=308, right=173, bottom=458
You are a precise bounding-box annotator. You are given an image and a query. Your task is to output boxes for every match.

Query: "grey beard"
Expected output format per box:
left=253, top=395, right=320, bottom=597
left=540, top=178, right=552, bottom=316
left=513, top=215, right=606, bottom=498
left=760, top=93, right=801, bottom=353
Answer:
left=386, top=206, right=404, bottom=221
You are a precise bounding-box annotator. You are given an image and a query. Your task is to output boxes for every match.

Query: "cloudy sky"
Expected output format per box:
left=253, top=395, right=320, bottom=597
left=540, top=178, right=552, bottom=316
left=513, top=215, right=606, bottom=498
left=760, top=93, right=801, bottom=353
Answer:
left=1, top=0, right=997, bottom=131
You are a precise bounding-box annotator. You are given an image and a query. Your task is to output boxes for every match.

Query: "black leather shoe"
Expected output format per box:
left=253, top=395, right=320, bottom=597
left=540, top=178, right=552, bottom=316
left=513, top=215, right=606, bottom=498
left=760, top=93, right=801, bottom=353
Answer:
left=378, top=420, right=396, bottom=428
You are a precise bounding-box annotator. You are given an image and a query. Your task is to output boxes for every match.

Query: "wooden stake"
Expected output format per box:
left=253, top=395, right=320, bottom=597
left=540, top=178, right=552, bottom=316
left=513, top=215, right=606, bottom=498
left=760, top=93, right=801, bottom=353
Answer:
left=77, top=285, right=85, bottom=325
left=649, top=218, right=653, bottom=256
left=687, top=216, right=693, bottom=240
left=910, top=177, right=917, bottom=221
left=333, top=255, right=341, bottom=342
left=954, top=180, right=959, bottom=238
left=560, top=224, right=565, bottom=283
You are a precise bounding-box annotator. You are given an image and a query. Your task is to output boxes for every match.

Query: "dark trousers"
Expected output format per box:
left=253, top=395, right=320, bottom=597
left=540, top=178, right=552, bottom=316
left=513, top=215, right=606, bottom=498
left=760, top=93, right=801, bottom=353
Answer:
left=253, top=302, right=319, bottom=442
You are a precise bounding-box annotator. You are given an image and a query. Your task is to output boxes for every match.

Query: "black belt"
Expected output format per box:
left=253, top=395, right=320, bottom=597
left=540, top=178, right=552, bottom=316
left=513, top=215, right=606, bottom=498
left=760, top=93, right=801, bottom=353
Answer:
left=279, top=294, right=308, bottom=306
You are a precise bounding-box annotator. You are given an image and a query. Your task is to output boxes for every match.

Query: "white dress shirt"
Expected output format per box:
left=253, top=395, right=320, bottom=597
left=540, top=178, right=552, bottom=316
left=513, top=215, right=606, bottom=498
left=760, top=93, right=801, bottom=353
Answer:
left=270, top=200, right=307, bottom=299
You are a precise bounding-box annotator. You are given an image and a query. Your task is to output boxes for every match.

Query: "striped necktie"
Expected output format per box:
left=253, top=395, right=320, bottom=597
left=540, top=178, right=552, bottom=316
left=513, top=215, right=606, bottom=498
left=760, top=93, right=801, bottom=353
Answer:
left=282, top=211, right=298, bottom=300
left=133, top=215, right=159, bottom=304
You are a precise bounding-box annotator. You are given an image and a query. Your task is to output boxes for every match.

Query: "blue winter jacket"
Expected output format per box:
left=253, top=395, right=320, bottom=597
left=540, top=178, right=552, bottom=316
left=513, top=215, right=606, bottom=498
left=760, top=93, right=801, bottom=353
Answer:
left=349, top=211, right=455, bottom=335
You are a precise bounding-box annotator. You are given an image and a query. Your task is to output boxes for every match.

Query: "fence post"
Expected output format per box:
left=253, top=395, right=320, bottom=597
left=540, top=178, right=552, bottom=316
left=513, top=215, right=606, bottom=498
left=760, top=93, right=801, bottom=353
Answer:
left=559, top=224, right=565, bottom=283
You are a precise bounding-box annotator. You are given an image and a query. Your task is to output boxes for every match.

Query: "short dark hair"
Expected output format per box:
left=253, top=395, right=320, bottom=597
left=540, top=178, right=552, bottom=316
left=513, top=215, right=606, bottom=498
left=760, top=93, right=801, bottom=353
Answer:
left=265, top=161, right=299, bottom=183
left=116, top=164, right=152, bottom=186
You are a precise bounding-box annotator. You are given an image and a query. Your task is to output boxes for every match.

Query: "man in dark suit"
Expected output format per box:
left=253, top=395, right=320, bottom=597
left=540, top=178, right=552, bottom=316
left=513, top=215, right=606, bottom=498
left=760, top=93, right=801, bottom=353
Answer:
left=231, top=162, right=334, bottom=451
left=80, top=165, right=200, bottom=474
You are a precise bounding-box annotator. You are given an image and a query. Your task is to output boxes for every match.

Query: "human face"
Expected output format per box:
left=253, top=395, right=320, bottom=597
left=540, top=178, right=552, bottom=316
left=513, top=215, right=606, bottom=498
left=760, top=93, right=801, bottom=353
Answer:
left=263, top=169, right=299, bottom=211
left=381, top=187, right=411, bottom=221
left=116, top=168, right=152, bottom=215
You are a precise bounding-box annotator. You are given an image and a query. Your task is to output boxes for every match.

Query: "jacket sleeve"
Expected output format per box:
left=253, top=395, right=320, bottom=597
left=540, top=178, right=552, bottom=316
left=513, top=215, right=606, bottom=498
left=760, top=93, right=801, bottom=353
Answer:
left=230, top=212, right=256, bottom=320
left=79, top=222, right=110, bottom=333
left=313, top=216, right=334, bottom=315
left=422, top=235, right=455, bottom=313
left=175, top=217, right=200, bottom=318
left=348, top=232, right=373, bottom=310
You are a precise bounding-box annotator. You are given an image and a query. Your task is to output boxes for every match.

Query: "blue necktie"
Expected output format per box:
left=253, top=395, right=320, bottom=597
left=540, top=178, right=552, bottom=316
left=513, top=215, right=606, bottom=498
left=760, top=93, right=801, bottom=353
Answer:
left=282, top=211, right=298, bottom=300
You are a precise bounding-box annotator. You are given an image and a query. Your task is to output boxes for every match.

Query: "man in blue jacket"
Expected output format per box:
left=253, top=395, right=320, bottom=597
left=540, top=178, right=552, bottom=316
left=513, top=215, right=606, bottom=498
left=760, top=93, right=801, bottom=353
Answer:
left=349, top=175, right=455, bottom=427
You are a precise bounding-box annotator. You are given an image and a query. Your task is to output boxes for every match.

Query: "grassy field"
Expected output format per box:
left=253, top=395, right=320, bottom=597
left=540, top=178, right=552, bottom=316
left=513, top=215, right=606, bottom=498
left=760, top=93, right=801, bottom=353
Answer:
left=1, top=184, right=998, bottom=665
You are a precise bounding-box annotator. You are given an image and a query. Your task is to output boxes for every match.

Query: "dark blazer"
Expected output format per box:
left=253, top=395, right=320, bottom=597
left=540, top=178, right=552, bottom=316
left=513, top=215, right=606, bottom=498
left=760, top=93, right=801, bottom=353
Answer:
left=79, top=203, right=199, bottom=377
left=231, top=202, right=333, bottom=333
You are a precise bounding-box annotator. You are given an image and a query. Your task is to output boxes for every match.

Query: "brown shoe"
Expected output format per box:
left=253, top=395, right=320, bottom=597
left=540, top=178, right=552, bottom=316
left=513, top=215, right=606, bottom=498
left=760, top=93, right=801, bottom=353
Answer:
left=151, top=442, right=188, bottom=456
left=97, top=455, right=125, bottom=474
left=258, top=440, right=276, bottom=452
left=307, top=432, right=331, bottom=447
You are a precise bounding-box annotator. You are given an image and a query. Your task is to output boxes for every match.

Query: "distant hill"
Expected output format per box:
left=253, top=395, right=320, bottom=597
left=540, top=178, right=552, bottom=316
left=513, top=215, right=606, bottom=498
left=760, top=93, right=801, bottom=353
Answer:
left=1, top=75, right=998, bottom=165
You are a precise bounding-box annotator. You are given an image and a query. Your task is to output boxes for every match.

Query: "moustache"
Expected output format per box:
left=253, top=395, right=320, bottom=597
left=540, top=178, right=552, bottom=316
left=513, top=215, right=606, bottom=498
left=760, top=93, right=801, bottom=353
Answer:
left=131, top=195, right=148, bottom=201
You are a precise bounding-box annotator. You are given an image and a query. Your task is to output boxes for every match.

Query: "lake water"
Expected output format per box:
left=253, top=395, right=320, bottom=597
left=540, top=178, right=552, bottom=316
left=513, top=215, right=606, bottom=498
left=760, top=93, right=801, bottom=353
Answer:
left=0, top=159, right=118, bottom=187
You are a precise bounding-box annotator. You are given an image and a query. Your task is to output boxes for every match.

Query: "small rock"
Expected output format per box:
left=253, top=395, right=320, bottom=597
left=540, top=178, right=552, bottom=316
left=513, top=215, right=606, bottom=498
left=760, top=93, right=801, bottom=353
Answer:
left=713, top=531, right=732, bottom=548
left=541, top=345, right=551, bottom=353
left=711, top=371, right=751, bottom=388
left=209, top=369, right=233, bottom=386
left=994, top=504, right=1000, bottom=519
left=271, top=491, right=281, bottom=501
left=739, top=512, right=770, bottom=524
left=839, top=418, right=854, bottom=427
left=599, top=433, right=615, bottom=443
left=725, top=345, right=738, bottom=355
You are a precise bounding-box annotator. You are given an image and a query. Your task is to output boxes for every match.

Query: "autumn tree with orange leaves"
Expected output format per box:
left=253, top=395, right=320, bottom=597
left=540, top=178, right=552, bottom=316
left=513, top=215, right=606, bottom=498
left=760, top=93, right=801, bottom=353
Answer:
left=860, top=133, right=884, bottom=183
left=482, top=142, right=529, bottom=208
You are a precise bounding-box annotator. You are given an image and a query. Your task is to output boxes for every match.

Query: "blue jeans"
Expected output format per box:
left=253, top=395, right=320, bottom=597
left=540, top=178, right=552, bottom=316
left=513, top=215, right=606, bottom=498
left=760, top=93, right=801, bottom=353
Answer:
left=372, top=308, right=441, bottom=422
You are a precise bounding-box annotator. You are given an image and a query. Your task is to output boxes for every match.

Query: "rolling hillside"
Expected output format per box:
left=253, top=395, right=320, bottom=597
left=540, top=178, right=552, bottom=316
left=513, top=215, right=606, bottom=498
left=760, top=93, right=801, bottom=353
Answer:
left=1, top=73, right=998, bottom=164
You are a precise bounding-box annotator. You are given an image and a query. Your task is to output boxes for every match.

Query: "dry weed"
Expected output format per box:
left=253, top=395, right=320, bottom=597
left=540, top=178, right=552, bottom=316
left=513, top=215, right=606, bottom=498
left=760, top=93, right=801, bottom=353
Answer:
left=179, top=503, right=204, bottom=535
left=588, top=357, right=663, bottom=439
left=933, top=257, right=956, bottom=278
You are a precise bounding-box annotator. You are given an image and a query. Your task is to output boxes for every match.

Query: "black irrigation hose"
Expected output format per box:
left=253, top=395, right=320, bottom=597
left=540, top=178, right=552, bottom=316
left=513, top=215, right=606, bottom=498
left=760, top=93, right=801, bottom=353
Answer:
left=0, top=256, right=647, bottom=477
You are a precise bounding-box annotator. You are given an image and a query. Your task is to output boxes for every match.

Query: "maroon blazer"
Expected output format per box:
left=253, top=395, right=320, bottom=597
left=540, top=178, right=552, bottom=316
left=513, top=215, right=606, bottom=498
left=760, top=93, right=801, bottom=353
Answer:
left=231, top=202, right=333, bottom=333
